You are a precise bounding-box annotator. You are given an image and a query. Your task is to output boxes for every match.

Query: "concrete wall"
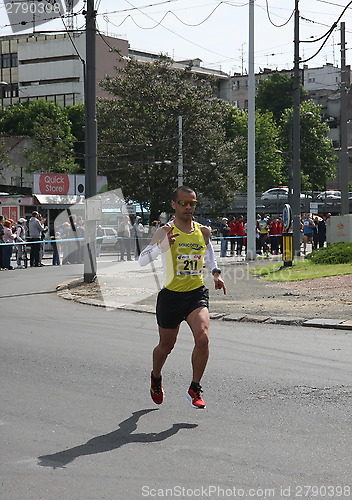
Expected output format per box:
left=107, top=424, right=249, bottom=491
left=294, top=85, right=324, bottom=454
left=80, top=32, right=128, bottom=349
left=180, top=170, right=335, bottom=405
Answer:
left=326, top=214, right=352, bottom=243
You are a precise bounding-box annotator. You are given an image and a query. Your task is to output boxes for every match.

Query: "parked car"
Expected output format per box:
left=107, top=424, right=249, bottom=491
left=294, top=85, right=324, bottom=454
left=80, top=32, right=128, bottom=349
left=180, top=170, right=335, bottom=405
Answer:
left=317, top=190, right=341, bottom=200
left=101, top=227, right=118, bottom=247
left=261, top=187, right=310, bottom=200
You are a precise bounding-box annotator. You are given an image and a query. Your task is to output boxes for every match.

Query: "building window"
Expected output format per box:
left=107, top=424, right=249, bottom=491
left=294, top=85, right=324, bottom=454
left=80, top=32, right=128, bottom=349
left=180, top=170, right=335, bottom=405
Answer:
left=1, top=53, right=18, bottom=68
left=1, top=83, right=19, bottom=98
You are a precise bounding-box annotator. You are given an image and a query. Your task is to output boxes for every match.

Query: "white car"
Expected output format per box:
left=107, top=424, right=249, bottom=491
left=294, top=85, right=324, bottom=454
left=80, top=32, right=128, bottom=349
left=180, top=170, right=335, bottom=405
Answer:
left=101, top=227, right=118, bottom=247
left=317, top=190, right=341, bottom=200
left=261, top=187, right=310, bottom=200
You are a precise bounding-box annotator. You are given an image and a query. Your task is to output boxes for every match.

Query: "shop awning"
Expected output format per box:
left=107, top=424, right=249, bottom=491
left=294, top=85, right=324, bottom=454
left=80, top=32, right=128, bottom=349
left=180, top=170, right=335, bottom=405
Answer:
left=33, top=194, right=85, bottom=208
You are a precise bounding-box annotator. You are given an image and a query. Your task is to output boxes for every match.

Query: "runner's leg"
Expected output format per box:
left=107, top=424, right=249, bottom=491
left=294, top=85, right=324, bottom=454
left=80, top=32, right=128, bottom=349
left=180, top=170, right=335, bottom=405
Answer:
left=152, top=326, right=180, bottom=378
left=186, top=306, right=209, bottom=384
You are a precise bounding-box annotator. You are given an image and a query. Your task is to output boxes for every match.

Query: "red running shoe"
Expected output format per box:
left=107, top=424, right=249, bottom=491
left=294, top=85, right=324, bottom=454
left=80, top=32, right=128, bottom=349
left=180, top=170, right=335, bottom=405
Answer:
left=187, top=385, right=206, bottom=409
left=150, top=373, right=164, bottom=405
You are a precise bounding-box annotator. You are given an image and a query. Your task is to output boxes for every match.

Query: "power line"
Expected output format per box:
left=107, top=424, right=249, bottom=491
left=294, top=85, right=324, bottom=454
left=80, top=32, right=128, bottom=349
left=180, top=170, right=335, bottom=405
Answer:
left=265, top=0, right=294, bottom=28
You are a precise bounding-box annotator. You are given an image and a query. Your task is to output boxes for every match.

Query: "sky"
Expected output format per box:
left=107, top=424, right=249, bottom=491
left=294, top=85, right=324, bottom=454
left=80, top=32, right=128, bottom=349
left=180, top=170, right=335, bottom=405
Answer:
left=0, top=0, right=351, bottom=74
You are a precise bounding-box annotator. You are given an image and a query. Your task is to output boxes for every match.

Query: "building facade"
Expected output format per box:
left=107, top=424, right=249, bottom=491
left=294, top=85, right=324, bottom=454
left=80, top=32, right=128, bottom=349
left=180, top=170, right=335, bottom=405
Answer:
left=0, top=32, right=129, bottom=107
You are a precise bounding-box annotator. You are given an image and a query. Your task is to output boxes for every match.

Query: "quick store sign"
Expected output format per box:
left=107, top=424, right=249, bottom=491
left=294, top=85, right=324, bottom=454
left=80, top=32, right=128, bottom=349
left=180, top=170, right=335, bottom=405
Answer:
left=34, top=174, right=75, bottom=195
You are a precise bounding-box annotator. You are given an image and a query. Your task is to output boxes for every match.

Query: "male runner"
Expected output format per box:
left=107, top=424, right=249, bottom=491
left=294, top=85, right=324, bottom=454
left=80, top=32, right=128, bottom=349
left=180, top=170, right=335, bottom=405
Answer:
left=139, top=186, right=226, bottom=409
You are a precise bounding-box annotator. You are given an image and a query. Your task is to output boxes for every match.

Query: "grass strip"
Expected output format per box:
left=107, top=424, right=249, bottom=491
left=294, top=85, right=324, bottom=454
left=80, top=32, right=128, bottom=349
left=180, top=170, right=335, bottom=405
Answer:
left=251, top=260, right=352, bottom=282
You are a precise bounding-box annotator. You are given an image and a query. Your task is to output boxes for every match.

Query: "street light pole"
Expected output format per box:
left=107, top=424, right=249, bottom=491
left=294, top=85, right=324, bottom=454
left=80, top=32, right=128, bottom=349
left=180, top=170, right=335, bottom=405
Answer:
left=246, top=0, right=256, bottom=260
left=292, top=0, right=301, bottom=256
left=340, top=22, right=349, bottom=216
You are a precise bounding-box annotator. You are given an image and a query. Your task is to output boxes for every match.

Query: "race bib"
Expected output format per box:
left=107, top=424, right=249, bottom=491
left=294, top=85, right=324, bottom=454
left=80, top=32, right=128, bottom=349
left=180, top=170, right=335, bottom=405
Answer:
left=176, top=254, right=203, bottom=275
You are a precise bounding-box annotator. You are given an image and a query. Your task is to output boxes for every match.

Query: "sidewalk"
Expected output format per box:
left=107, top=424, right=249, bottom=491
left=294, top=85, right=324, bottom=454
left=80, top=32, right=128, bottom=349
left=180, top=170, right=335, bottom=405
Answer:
left=57, top=243, right=352, bottom=331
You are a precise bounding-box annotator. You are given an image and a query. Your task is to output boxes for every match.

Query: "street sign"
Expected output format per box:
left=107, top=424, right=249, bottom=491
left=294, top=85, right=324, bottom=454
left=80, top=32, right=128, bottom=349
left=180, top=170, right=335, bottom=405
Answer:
left=310, top=202, right=319, bottom=213
left=282, top=204, right=292, bottom=231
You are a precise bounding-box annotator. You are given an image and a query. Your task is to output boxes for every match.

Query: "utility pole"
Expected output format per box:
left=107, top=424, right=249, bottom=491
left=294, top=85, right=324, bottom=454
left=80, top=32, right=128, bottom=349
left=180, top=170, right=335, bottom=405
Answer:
left=292, top=0, right=301, bottom=256
left=246, top=0, right=256, bottom=260
left=83, top=0, right=97, bottom=283
left=340, top=22, right=349, bottom=216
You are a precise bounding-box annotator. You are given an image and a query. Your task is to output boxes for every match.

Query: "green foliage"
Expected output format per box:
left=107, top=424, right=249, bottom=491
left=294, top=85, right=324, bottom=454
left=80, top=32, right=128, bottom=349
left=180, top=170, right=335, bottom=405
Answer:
left=256, top=72, right=308, bottom=122
left=306, top=242, right=352, bottom=265
left=0, top=100, right=79, bottom=173
left=65, top=103, right=85, bottom=171
left=280, top=100, right=337, bottom=190
left=225, top=107, right=284, bottom=191
left=98, top=56, right=243, bottom=219
left=24, top=116, right=78, bottom=173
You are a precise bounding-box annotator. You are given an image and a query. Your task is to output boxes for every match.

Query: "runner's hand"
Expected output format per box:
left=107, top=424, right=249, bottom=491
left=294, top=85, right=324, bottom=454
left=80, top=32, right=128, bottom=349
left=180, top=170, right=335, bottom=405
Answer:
left=214, top=276, right=226, bottom=295
left=159, top=227, right=180, bottom=252
left=167, top=227, right=180, bottom=246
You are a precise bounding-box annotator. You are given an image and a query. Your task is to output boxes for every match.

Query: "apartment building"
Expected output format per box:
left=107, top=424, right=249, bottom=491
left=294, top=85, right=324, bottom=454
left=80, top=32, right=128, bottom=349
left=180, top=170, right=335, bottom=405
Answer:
left=0, top=32, right=129, bottom=107
left=129, top=49, right=230, bottom=100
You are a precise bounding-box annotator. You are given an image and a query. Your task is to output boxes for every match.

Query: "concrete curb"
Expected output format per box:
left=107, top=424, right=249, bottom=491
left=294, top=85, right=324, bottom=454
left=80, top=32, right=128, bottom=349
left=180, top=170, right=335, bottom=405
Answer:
left=56, top=279, right=352, bottom=331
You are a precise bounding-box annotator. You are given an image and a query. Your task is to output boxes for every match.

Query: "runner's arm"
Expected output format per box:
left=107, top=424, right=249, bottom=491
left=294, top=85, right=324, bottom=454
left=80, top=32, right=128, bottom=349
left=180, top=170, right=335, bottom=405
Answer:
left=138, top=225, right=174, bottom=266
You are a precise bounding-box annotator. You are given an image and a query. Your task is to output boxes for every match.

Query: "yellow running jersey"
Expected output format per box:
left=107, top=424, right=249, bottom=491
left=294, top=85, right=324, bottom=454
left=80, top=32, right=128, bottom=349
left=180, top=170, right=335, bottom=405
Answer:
left=164, top=222, right=206, bottom=292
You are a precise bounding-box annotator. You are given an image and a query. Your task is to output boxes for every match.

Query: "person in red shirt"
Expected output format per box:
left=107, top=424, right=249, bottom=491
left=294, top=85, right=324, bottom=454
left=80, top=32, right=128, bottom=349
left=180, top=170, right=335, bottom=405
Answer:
left=234, top=215, right=246, bottom=256
left=277, top=217, right=284, bottom=254
left=268, top=217, right=279, bottom=255
left=228, top=216, right=237, bottom=256
left=268, top=216, right=283, bottom=255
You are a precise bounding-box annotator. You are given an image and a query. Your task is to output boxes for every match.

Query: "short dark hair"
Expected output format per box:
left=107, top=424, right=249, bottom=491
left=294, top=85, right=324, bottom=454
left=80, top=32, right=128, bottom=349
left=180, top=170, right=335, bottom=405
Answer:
left=172, top=185, right=195, bottom=201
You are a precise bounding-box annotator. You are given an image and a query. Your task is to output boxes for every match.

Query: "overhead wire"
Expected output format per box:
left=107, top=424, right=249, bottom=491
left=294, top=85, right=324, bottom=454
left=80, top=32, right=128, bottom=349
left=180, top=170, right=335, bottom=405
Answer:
left=265, top=0, right=294, bottom=28
left=299, top=0, right=352, bottom=63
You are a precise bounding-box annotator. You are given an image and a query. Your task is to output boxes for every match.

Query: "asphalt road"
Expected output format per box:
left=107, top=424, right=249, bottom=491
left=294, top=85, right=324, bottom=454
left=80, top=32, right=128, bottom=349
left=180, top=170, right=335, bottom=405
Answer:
left=1, top=264, right=352, bottom=500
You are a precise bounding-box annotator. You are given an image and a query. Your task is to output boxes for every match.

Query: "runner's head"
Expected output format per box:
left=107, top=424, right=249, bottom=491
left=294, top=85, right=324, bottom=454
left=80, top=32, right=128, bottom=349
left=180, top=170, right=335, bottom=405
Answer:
left=171, top=186, right=197, bottom=221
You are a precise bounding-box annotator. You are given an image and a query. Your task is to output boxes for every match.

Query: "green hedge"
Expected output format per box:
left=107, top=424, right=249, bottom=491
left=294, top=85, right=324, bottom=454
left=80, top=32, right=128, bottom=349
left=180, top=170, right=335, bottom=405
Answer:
left=306, top=242, right=352, bottom=264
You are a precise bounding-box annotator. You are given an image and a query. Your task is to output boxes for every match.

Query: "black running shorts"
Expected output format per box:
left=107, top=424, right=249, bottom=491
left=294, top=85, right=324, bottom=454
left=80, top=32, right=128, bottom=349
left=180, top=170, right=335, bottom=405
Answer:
left=156, top=285, right=209, bottom=329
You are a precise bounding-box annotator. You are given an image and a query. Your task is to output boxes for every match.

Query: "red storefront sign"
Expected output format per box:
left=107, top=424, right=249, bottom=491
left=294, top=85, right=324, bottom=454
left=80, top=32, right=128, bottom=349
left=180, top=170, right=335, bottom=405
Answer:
left=34, top=174, right=75, bottom=195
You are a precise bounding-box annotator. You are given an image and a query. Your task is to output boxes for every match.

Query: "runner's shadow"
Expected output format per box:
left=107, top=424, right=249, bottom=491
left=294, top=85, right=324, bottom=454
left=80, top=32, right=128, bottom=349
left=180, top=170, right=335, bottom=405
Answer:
left=38, top=409, right=197, bottom=468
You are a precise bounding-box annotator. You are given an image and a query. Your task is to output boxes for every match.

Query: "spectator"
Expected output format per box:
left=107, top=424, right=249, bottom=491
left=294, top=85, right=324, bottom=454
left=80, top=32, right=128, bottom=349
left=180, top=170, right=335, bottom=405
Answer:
left=277, top=217, right=284, bottom=254
left=204, top=219, right=214, bottom=239
left=312, top=217, right=319, bottom=250
left=118, top=215, right=133, bottom=261
left=219, top=217, right=229, bottom=257
left=257, top=214, right=269, bottom=255
left=29, top=211, right=47, bottom=267
left=50, top=227, right=61, bottom=265
left=0, top=215, right=4, bottom=269
left=148, top=220, right=160, bottom=239
left=96, top=224, right=104, bottom=257
left=234, top=215, right=246, bottom=256
left=302, top=213, right=315, bottom=254
left=2, top=219, right=15, bottom=270
left=317, top=216, right=326, bottom=248
left=16, top=218, right=27, bottom=268
left=61, top=222, right=72, bottom=265
left=228, top=216, right=237, bottom=256
left=268, top=216, right=280, bottom=255
left=133, top=216, right=145, bottom=258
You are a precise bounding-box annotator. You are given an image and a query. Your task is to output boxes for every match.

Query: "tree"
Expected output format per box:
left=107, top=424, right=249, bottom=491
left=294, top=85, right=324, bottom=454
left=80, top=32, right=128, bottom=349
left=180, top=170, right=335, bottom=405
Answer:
left=280, top=100, right=337, bottom=190
left=65, top=103, right=85, bottom=171
left=25, top=116, right=78, bottom=173
left=225, top=107, right=284, bottom=191
left=97, top=56, right=243, bottom=220
left=0, top=100, right=79, bottom=173
left=256, top=72, right=307, bottom=122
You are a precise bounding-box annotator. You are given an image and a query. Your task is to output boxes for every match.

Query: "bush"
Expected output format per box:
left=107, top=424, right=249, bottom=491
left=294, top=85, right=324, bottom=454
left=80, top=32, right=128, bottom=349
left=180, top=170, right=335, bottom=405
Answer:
left=305, top=242, right=352, bottom=264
